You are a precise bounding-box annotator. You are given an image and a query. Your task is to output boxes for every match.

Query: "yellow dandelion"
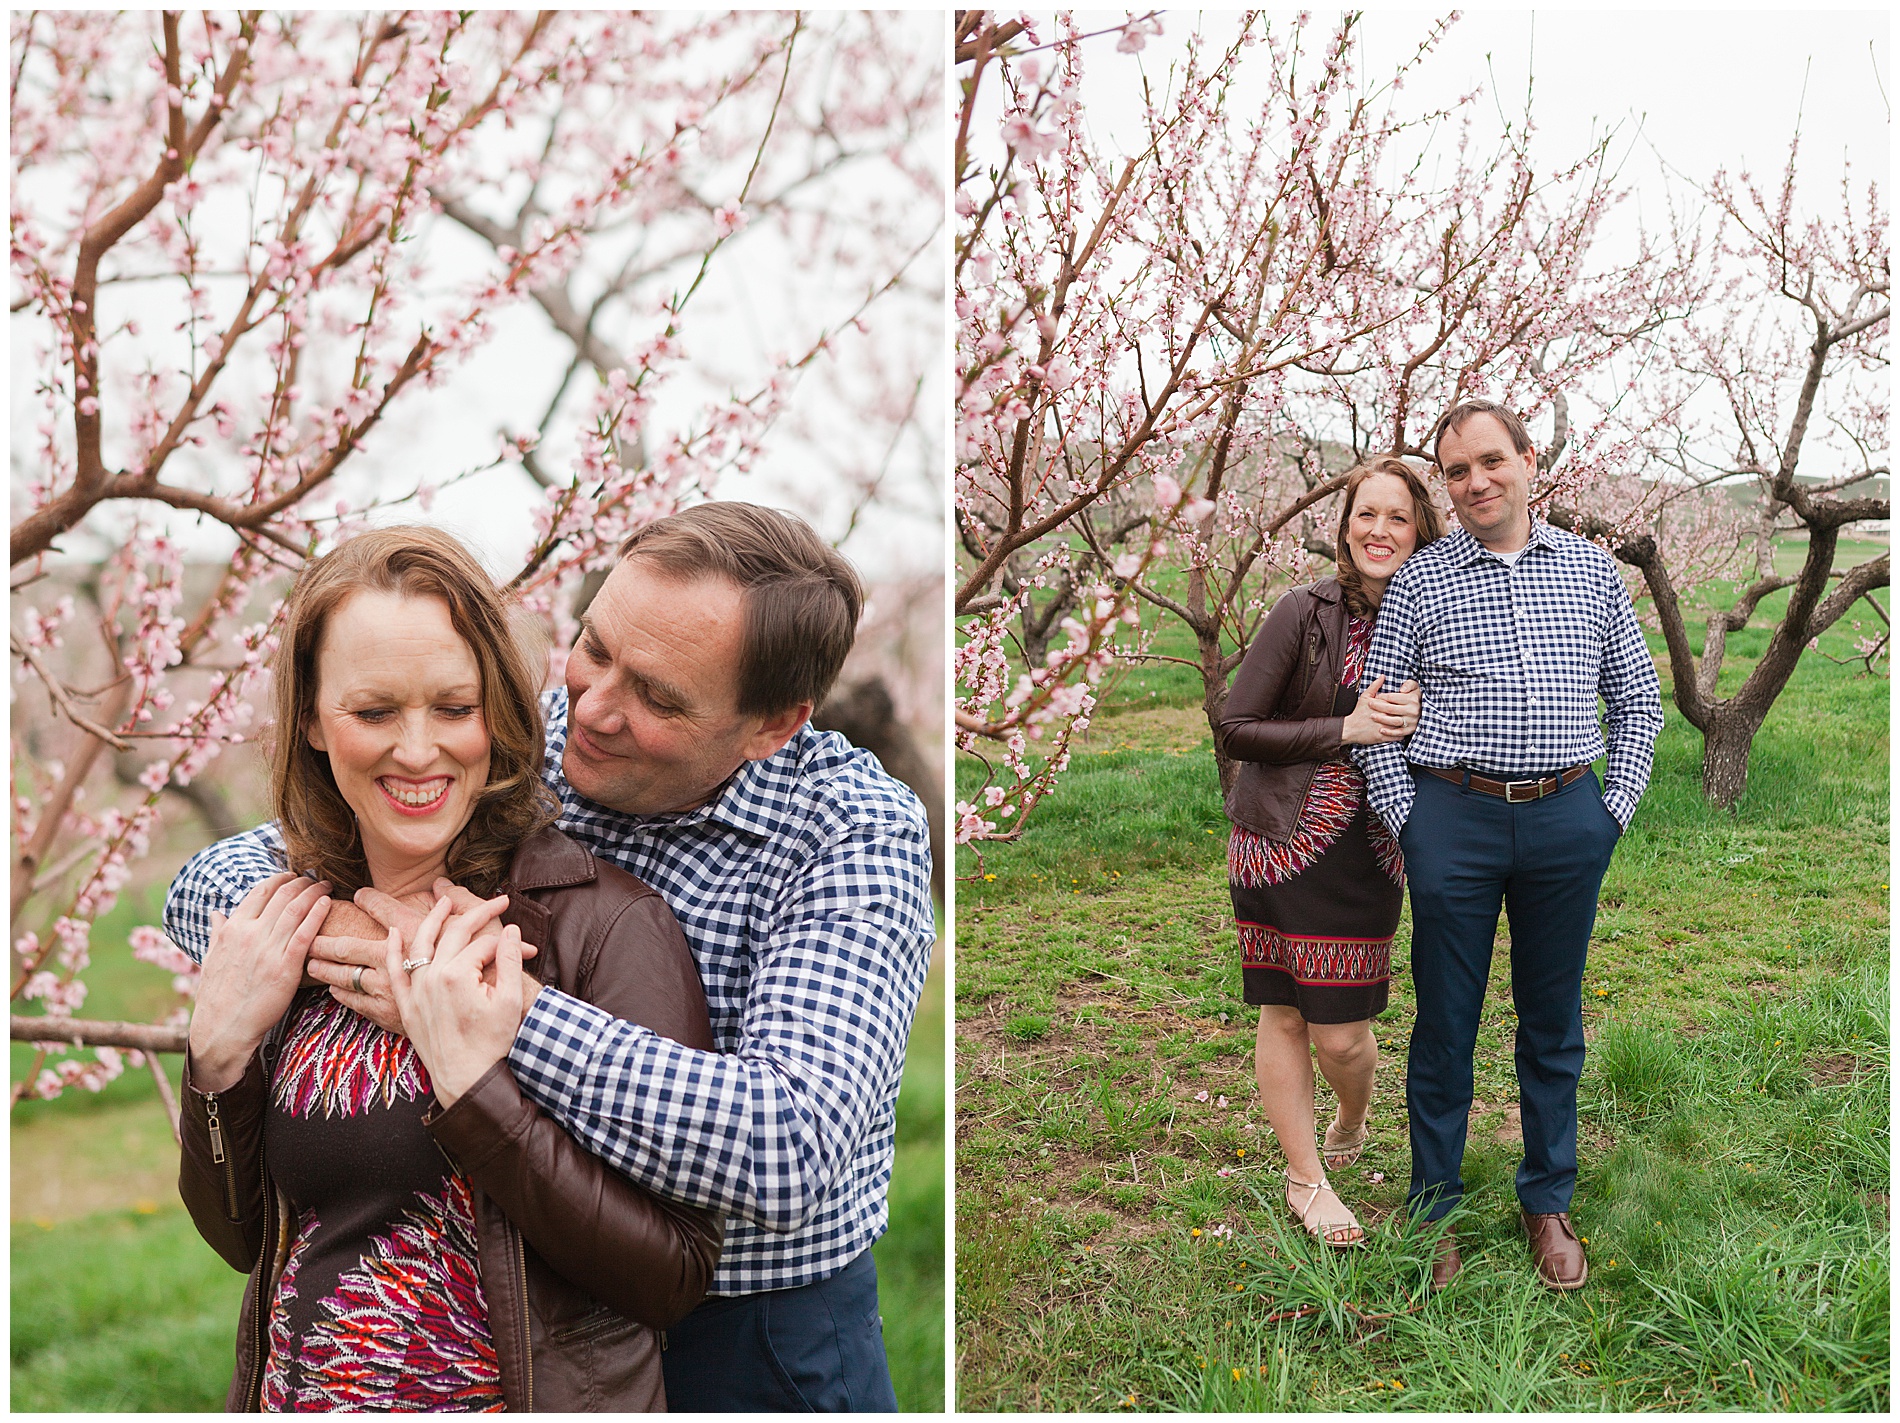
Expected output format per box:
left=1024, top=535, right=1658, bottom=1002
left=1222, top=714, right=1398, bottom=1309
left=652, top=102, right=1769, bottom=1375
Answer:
left=1231, top=1368, right=1242, bottom=1381
left=1191, top=1227, right=1202, bottom=1237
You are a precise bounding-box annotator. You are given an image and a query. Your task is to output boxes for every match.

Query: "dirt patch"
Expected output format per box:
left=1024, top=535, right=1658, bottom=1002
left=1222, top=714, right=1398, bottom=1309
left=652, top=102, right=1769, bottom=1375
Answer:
left=1806, top=1052, right=1865, bottom=1087
left=1080, top=702, right=1213, bottom=753
left=13, top=1098, right=181, bottom=1223
left=958, top=986, right=1225, bottom=1059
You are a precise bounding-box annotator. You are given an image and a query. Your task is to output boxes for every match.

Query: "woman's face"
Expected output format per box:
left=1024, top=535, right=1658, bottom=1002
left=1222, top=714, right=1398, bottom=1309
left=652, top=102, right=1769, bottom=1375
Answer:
left=1344, top=472, right=1420, bottom=586
left=305, top=590, right=492, bottom=889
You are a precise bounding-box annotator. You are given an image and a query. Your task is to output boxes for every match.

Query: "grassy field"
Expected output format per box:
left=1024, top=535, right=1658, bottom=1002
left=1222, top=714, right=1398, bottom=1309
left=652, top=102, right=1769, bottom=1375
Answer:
left=12, top=896, right=947, bottom=1411
left=955, top=539, right=1889, bottom=1410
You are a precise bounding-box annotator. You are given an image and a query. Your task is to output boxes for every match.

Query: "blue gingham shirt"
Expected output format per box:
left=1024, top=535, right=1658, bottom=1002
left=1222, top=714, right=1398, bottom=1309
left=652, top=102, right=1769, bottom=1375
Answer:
left=163, top=688, right=935, bottom=1295
left=1353, top=519, right=1663, bottom=835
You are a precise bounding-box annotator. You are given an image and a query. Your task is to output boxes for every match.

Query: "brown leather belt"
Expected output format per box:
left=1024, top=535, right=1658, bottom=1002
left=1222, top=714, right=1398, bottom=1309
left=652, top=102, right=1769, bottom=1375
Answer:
left=1420, top=764, right=1589, bottom=803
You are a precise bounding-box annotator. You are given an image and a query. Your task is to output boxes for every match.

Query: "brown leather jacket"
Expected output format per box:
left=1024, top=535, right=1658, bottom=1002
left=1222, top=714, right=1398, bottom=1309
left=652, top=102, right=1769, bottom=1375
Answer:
left=177, top=827, right=722, bottom=1412
left=1217, top=578, right=1355, bottom=840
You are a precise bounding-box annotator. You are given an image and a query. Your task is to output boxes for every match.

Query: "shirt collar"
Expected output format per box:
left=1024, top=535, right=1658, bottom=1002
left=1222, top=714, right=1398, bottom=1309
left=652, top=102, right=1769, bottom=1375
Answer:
left=545, top=687, right=794, bottom=839
left=564, top=739, right=800, bottom=840
left=1447, top=516, right=1556, bottom=566
left=649, top=749, right=788, bottom=837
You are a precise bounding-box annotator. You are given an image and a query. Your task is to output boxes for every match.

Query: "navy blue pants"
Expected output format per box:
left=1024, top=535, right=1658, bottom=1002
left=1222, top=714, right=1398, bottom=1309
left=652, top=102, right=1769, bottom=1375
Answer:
left=1398, top=767, right=1621, bottom=1221
left=660, top=1248, right=898, bottom=1412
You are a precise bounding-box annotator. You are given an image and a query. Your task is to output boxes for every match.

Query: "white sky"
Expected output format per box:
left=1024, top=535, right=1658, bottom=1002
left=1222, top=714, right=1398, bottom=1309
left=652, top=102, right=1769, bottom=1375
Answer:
left=1061, top=9, right=1886, bottom=235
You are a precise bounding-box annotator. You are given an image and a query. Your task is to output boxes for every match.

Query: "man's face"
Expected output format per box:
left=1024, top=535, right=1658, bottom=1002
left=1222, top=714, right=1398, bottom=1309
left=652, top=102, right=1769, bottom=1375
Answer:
left=562, top=560, right=810, bottom=816
left=1436, top=413, right=1535, bottom=550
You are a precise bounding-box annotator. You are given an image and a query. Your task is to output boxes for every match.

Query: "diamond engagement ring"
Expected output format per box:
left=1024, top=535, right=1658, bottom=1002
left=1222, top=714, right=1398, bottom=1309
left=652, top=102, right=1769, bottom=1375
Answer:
left=401, top=957, right=433, bottom=973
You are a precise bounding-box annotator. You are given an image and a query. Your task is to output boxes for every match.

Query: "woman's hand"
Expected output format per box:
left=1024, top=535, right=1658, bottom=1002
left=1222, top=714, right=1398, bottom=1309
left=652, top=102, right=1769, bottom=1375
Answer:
left=386, top=893, right=530, bottom=1109
left=188, top=872, right=331, bottom=1092
left=1341, top=676, right=1422, bottom=745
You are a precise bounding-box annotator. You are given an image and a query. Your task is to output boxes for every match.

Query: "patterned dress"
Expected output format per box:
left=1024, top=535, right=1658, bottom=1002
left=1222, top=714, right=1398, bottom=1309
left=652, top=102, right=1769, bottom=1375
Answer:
left=1229, top=614, right=1404, bottom=1023
left=259, top=991, right=504, bottom=1412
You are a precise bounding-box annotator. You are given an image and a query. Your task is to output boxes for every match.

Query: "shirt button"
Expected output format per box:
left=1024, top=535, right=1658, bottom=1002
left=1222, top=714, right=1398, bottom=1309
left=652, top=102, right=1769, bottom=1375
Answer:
left=1528, top=695, right=1539, bottom=705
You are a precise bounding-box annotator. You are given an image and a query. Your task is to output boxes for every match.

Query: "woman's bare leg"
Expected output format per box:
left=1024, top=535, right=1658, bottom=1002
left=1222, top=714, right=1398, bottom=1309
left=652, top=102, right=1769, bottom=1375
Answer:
left=1309, top=1018, right=1378, bottom=1145
left=1255, top=1004, right=1324, bottom=1183
left=1257, top=1005, right=1362, bottom=1243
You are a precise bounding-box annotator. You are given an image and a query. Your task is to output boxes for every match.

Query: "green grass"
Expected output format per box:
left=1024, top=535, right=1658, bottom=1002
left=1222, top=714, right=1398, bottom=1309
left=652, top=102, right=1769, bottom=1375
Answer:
left=10, top=1206, right=245, bottom=1411
left=955, top=538, right=1888, bottom=1410
left=877, top=947, right=947, bottom=1411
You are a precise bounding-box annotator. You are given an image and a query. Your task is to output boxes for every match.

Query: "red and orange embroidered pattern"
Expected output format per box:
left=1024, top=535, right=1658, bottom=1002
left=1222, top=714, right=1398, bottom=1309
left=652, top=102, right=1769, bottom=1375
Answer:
left=272, top=995, right=430, bottom=1119
left=1236, top=923, right=1391, bottom=985
left=284, top=1176, right=502, bottom=1411
left=1228, top=615, right=1403, bottom=887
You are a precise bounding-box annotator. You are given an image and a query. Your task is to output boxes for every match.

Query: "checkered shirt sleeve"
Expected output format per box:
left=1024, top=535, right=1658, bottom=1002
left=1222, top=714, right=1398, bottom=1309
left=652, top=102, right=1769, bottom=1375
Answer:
left=509, top=816, right=932, bottom=1230
left=1356, top=566, right=1427, bottom=835
left=510, top=693, right=936, bottom=1294
left=1354, top=522, right=1663, bottom=834
left=162, top=823, right=291, bottom=963
left=1594, top=570, right=1666, bottom=828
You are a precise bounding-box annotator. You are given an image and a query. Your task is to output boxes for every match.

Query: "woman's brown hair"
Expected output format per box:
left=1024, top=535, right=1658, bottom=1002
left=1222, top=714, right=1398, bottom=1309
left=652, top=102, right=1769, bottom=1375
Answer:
left=1333, top=456, right=1446, bottom=618
left=270, top=526, right=559, bottom=899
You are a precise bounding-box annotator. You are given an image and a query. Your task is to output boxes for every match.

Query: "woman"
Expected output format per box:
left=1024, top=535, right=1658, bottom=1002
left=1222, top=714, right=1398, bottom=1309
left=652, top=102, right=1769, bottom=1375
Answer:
left=177, top=527, right=719, bottom=1411
left=1216, top=457, right=1443, bottom=1247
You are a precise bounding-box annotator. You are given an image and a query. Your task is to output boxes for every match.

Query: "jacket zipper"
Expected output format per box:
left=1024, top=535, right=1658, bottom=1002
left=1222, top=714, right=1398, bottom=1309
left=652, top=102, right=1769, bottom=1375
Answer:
left=515, top=1225, right=534, bottom=1412
left=244, top=1164, right=272, bottom=1410
left=245, top=1031, right=285, bottom=1411
left=203, top=1091, right=240, bottom=1221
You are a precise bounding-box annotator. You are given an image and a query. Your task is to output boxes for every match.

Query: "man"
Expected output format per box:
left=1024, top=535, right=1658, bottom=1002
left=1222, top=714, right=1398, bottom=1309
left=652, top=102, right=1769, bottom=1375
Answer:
left=1355, top=401, right=1663, bottom=1292
left=165, top=502, right=935, bottom=1410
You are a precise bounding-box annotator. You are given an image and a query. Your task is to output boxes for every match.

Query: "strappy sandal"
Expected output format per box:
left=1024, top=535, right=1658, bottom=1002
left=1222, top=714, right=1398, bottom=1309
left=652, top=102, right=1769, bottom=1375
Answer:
left=1323, top=1116, right=1370, bottom=1171
left=1286, top=1173, right=1365, bottom=1248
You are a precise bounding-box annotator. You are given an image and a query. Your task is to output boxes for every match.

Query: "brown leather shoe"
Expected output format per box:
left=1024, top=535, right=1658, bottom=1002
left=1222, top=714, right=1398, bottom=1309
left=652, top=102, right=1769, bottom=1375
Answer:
left=1430, top=1228, right=1461, bottom=1289
left=1522, top=1211, right=1588, bottom=1291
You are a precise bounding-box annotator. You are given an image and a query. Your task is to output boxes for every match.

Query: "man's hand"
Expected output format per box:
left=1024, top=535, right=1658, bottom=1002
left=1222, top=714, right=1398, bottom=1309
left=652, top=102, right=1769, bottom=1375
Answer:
left=306, top=892, right=427, bottom=1034
left=386, top=894, right=532, bottom=1108
left=308, top=880, right=534, bottom=1033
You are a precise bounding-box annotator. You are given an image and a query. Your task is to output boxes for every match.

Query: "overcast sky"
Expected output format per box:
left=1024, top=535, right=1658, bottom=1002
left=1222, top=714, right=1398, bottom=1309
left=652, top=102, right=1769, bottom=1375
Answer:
left=1062, top=9, right=1886, bottom=241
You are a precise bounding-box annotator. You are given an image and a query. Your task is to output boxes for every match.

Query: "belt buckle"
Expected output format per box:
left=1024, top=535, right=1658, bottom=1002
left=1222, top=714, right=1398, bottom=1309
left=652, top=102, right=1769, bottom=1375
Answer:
left=1504, top=777, right=1548, bottom=803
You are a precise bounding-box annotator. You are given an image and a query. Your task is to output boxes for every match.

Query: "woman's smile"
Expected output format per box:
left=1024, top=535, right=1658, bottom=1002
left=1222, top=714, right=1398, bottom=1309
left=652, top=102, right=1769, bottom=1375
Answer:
left=376, top=775, right=454, bottom=814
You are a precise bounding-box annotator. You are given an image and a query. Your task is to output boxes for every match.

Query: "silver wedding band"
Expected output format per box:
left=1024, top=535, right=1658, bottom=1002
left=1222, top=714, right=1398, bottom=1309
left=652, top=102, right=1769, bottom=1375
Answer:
left=351, top=965, right=367, bottom=994
left=401, top=957, right=433, bottom=974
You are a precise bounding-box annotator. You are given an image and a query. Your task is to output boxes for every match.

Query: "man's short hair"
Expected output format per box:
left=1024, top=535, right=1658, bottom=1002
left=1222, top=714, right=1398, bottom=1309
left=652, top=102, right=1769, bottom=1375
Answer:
left=1431, top=399, right=1535, bottom=469
left=617, top=503, right=863, bottom=717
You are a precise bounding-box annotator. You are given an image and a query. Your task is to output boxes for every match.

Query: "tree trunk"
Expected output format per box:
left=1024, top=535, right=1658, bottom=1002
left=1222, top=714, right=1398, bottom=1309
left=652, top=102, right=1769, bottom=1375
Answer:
left=1699, top=707, right=1766, bottom=810
left=1194, top=618, right=1238, bottom=797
